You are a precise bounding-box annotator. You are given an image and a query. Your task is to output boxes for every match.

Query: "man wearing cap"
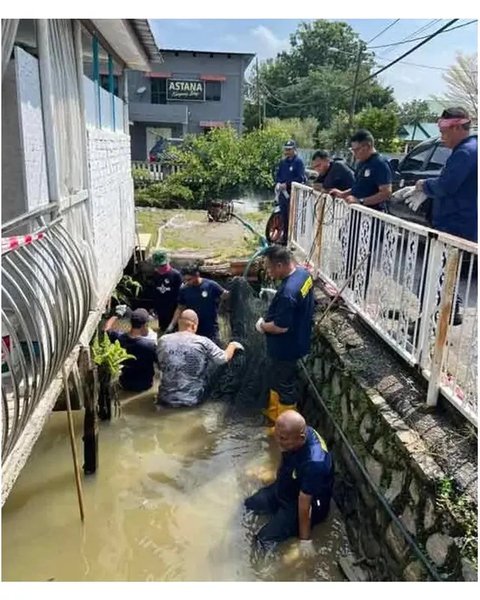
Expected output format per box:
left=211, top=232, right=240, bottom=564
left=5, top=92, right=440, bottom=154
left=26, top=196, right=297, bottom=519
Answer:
left=151, top=250, right=182, bottom=332
left=415, top=107, right=477, bottom=243
left=157, top=309, right=243, bottom=408
left=275, top=140, right=306, bottom=243
left=104, top=308, right=158, bottom=392
left=310, top=150, right=355, bottom=193
left=166, top=265, right=229, bottom=342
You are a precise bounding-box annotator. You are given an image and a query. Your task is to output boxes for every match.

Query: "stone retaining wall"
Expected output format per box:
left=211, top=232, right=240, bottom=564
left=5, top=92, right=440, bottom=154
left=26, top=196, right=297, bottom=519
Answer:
left=299, top=301, right=477, bottom=582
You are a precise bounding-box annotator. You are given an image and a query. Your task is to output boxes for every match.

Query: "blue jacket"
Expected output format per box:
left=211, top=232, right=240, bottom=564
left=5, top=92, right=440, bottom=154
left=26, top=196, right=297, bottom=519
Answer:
left=275, top=154, right=305, bottom=193
left=424, top=135, right=478, bottom=242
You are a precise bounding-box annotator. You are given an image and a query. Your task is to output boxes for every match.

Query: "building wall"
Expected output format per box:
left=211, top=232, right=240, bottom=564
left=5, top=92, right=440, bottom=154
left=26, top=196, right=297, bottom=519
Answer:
left=127, top=51, right=251, bottom=158
left=87, top=129, right=135, bottom=305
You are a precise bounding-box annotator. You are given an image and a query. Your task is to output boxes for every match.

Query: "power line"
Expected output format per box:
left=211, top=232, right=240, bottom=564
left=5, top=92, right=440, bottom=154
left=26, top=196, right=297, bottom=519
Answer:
left=377, top=59, right=477, bottom=73
left=376, top=19, right=442, bottom=60
left=365, top=19, right=400, bottom=45
left=345, top=19, right=459, bottom=92
left=368, top=19, right=477, bottom=50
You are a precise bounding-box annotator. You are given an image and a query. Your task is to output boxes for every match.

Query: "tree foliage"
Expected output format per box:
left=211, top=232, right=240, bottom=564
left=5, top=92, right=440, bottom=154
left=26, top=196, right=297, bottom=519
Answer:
left=355, top=106, right=400, bottom=152
left=396, top=99, right=437, bottom=125
left=249, top=20, right=394, bottom=130
left=134, top=123, right=291, bottom=208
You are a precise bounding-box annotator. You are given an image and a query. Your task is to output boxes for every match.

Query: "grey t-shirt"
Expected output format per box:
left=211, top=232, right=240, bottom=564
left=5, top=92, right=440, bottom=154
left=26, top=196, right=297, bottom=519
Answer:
left=157, top=331, right=227, bottom=407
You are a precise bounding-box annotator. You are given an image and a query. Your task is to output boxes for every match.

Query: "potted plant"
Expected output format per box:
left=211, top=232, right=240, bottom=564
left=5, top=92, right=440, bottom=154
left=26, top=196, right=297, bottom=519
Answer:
left=91, top=334, right=135, bottom=421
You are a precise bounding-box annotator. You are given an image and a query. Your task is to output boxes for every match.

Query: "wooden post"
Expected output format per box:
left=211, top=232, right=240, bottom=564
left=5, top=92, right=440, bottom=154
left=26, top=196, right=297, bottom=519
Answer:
left=62, top=366, right=85, bottom=522
left=78, top=348, right=99, bottom=475
left=426, top=247, right=460, bottom=407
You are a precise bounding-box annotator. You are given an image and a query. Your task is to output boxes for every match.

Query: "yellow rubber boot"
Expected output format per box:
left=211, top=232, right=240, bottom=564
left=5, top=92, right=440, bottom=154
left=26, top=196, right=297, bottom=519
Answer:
left=262, top=389, right=280, bottom=424
left=262, top=389, right=280, bottom=436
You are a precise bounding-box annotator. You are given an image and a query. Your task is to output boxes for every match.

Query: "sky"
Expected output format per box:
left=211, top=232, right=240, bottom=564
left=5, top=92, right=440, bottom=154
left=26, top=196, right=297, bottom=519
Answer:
left=149, top=19, right=478, bottom=103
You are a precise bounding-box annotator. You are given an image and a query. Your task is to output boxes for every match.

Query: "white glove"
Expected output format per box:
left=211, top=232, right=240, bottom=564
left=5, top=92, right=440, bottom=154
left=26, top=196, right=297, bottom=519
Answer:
left=255, top=317, right=265, bottom=333
left=115, top=304, right=128, bottom=317
left=299, top=539, right=316, bottom=557
left=391, top=186, right=413, bottom=202
left=230, top=341, right=245, bottom=352
left=404, top=188, right=428, bottom=212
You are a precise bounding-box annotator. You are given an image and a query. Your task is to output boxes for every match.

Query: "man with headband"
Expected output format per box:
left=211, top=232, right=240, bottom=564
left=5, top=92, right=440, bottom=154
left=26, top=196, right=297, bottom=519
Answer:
left=415, top=107, right=477, bottom=243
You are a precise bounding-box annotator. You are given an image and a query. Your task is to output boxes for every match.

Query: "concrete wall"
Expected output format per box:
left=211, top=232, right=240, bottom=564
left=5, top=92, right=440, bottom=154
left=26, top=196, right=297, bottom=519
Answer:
left=87, top=129, right=135, bottom=305
left=299, top=295, right=477, bottom=582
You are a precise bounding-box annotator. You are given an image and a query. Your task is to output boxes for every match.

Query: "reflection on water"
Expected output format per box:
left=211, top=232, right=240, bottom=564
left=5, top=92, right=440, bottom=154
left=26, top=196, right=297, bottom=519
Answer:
left=2, top=393, right=349, bottom=581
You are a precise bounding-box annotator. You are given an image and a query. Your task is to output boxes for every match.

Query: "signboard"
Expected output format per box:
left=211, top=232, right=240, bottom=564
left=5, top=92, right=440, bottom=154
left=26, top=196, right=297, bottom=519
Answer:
left=167, top=79, right=205, bottom=101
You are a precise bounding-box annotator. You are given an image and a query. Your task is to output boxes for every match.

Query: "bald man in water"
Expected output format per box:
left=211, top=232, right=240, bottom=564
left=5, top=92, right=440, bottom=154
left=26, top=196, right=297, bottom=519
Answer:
left=245, top=410, right=334, bottom=554
left=156, top=309, right=243, bottom=408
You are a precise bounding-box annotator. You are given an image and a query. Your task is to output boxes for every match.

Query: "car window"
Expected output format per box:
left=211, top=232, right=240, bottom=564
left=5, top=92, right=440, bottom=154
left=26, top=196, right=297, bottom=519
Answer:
left=425, top=145, right=451, bottom=170
left=400, top=146, right=433, bottom=171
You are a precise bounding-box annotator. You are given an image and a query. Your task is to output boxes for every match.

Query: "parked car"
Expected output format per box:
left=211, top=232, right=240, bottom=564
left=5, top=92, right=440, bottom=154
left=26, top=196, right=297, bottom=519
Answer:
left=386, top=137, right=452, bottom=226
left=148, top=137, right=184, bottom=163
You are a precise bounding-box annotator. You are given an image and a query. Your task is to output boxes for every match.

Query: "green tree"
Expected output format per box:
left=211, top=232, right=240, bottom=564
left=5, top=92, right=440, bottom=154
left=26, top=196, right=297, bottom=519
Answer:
left=251, top=20, right=394, bottom=130
left=354, top=106, right=400, bottom=152
left=265, top=117, right=319, bottom=147
left=396, top=99, right=437, bottom=125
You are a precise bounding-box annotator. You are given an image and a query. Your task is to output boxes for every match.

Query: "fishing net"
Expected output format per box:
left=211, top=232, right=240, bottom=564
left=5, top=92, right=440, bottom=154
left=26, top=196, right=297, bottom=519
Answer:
left=209, top=277, right=271, bottom=413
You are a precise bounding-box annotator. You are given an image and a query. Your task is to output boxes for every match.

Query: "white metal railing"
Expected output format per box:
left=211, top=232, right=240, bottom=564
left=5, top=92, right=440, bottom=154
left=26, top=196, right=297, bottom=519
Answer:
left=289, top=183, right=478, bottom=425
left=131, top=160, right=181, bottom=183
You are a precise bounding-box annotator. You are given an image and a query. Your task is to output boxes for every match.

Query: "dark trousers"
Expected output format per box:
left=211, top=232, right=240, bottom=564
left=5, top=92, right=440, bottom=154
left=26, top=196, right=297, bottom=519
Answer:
left=279, top=195, right=290, bottom=244
left=245, top=482, right=331, bottom=550
left=267, top=357, right=298, bottom=406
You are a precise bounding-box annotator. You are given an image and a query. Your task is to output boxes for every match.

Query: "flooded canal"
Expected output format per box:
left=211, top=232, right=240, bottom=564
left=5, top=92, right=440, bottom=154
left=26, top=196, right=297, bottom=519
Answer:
left=2, top=391, right=350, bottom=581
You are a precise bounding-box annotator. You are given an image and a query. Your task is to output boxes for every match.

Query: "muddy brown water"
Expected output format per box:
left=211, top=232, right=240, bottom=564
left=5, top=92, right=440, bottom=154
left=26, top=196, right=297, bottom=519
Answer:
left=2, top=390, right=349, bottom=581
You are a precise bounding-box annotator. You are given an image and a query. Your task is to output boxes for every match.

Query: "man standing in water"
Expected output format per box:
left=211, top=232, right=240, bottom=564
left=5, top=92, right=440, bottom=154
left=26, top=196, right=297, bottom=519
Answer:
left=151, top=250, right=182, bottom=333
left=256, top=245, right=314, bottom=430
left=157, top=309, right=243, bottom=408
left=245, top=410, right=334, bottom=554
left=166, top=265, right=229, bottom=343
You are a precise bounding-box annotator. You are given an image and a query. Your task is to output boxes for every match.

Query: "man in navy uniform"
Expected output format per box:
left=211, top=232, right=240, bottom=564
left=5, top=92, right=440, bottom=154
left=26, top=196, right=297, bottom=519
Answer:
left=151, top=250, right=182, bottom=333
left=166, top=265, right=229, bottom=342
left=256, top=245, right=314, bottom=429
left=310, top=150, right=355, bottom=193
left=104, top=308, right=158, bottom=392
left=245, top=410, right=334, bottom=554
left=329, top=129, right=393, bottom=299
left=416, top=107, right=477, bottom=243
left=275, top=140, right=306, bottom=243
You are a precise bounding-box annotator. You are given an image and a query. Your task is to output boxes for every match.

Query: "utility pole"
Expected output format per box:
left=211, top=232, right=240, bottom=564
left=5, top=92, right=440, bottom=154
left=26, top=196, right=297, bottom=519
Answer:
left=256, top=58, right=261, bottom=128
left=349, top=44, right=362, bottom=132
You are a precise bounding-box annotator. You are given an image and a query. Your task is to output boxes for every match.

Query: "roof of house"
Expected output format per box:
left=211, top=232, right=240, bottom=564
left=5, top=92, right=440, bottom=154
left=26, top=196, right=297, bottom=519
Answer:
left=398, top=122, right=438, bottom=141
left=88, top=19, right=162, bottom=71
left=159, top=48, right=255, bottom=65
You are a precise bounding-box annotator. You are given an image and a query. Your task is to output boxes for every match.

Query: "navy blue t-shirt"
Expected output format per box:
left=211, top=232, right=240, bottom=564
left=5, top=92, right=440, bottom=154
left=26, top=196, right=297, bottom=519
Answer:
left=107, top=331, right=157, bottom=392
left=265, top=267, right=314, bottom=361
left=276, top=427, right=334, bottom=505
left=178, top=278, right=225, bottom=339
left=351, top=153, right=392, bottom=211
left=152, top=268, right=182, bottom=320
left=315, top=159, right=355, bottom=191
